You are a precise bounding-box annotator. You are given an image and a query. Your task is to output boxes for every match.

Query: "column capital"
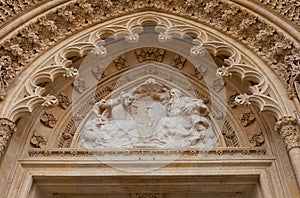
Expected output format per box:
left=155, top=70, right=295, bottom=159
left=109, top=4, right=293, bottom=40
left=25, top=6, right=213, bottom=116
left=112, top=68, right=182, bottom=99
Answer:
left=0, top=118, right=16, bottom=161
left=275, top=116, right=300, bottom=151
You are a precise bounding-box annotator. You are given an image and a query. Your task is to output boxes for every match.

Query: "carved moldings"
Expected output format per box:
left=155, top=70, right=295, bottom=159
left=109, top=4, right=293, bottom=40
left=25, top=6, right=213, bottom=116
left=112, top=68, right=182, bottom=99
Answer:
left=239, top=110, right=256, bottom=127
left=30, top=132, right=47, bottom=149
left=0, top=1, right=299, bottom=101
left=0, top=118, right=16, bottom=160
left=275, top=116, right=300, bottom=150
left=40, top=111, right=57, bottom=128
left=135, top=48, right=165, bottom=63
left=248, top=131, right=265, bottom=147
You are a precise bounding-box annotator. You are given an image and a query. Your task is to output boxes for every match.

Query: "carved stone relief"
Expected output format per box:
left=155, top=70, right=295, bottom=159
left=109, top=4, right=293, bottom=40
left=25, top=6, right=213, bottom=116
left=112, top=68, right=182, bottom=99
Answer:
left=239, top=110, right=256, bottom=127
left=30, top=132, right=47, bottom=149
left=258, top=0, right=300, bottom=26
left=58, top=93, right=70, bottom=110
left=0, top=1, right=299, bottom=101
left=173, top=55, right=187, bottom=70
left=73, top=78, right=87, bottom=93
left=248, top=131, right=265, bottom=147
left=78, top=78, right=216, bottom=149
left=221, top=120, right=240, bottom=147
left=211, top=78, right=225, bottom=93
left=113, top=55, right=129, bottom=70
left=92, top=65, right=108, bottom=80
left=40, top=111, right=57, bottom=128
left=0, top=118, right=16, bottom=160
left=135, top=48, right=165, bottom=63
left=0, top=56, right=17, bottom=100
left=275, top=116, right=300, bottom=150
left=227, top=91, right=239, bottom=108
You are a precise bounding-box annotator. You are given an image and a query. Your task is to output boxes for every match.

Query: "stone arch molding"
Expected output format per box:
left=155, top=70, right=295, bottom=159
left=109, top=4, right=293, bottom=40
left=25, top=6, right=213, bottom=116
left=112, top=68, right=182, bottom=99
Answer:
left=0, top=0, right=299, bottom=103
left=2, top=13, right=285, bottom=123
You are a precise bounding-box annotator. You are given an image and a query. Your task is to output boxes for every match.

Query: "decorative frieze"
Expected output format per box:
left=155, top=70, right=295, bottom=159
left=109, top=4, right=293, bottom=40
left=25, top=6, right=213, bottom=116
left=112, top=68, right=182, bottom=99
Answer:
left=25, top=148, right=267, bottom=158
left=0, top=118, right=16, bottom=160
left=275, top=116, right=300, bottom=150
left=211, top=78, right=225, bottom=93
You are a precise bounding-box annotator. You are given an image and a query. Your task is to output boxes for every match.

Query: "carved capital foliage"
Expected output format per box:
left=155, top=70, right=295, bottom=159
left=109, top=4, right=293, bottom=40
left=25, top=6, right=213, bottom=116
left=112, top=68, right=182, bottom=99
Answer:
left=0, top=118, right=16, bottom=161
left=0, top=0, right=299, bottom=103
left=275, top=116, right=300, bottom=150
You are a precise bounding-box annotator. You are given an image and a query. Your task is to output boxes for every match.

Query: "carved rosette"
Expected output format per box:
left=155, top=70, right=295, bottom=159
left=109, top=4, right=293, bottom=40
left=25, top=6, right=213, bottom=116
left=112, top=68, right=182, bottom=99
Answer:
left=0, top=118, right=16, bottom=160
left=275, top=116, right=300, bottom=151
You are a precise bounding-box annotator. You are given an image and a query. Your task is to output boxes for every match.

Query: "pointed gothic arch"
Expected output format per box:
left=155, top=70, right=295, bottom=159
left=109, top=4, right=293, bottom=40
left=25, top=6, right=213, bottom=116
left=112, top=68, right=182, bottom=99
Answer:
left=0, top=2, right=299, bottom=198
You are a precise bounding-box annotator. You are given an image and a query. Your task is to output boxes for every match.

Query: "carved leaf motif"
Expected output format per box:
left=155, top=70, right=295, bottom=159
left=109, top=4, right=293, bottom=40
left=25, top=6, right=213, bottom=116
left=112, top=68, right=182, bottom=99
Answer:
left=135, top=48, right=165, bottom=63
left=173, top=55, right=186, bottom=70
left=239, top=110, right=256, bottom=127
left=30, top=132, right=47, bottom=148
left=40, top=112, right=57, bottom=128
left=0, top=118, right=16, bottom=160
left=249, top=131, right=265, bottom=147
left=275, top=116, right=300, bottom=150
left=113, top=55, right=128, bottom=70
left=58, top=93, right=70, bottom=109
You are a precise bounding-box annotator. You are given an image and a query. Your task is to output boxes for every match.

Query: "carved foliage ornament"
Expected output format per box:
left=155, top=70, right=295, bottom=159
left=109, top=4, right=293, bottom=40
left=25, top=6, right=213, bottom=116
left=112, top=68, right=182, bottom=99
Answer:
left=30, top=132, right=47, bottom=149
left=0, top=1, right=299, bottom=101
left=40, top=111, right=57, bottom=128
left=275, top=116, right=300, bottom=150
left=0, top=118, right=16, bottom=160
left=249, top=131, right=265, bottom=147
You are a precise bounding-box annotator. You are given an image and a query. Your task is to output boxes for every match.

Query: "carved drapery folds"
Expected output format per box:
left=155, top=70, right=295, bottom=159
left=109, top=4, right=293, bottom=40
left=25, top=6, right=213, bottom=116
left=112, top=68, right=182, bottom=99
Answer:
left=275, top=116, right=300, bottom=151
left=0, top=118, right=16, bottom=160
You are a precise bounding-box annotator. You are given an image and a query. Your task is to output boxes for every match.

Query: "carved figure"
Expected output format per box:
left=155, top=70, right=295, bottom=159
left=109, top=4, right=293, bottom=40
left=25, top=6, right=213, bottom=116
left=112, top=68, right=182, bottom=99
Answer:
left=78, top=79, right=216, bottom=149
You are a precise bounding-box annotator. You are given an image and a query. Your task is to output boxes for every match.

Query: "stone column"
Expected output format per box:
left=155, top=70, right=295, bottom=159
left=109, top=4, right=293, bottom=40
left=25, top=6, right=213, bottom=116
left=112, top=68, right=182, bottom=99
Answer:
left=275, top=116, right=300, bottom=188
left=0, top=118, right=16, bottom=162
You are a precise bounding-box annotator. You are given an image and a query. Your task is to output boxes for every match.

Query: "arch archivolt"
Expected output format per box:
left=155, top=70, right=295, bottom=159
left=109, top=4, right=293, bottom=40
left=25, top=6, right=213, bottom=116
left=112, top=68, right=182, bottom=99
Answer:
left=0, top=13, right=281, bottom=155
left=0, top=5, right=299, bottom=198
